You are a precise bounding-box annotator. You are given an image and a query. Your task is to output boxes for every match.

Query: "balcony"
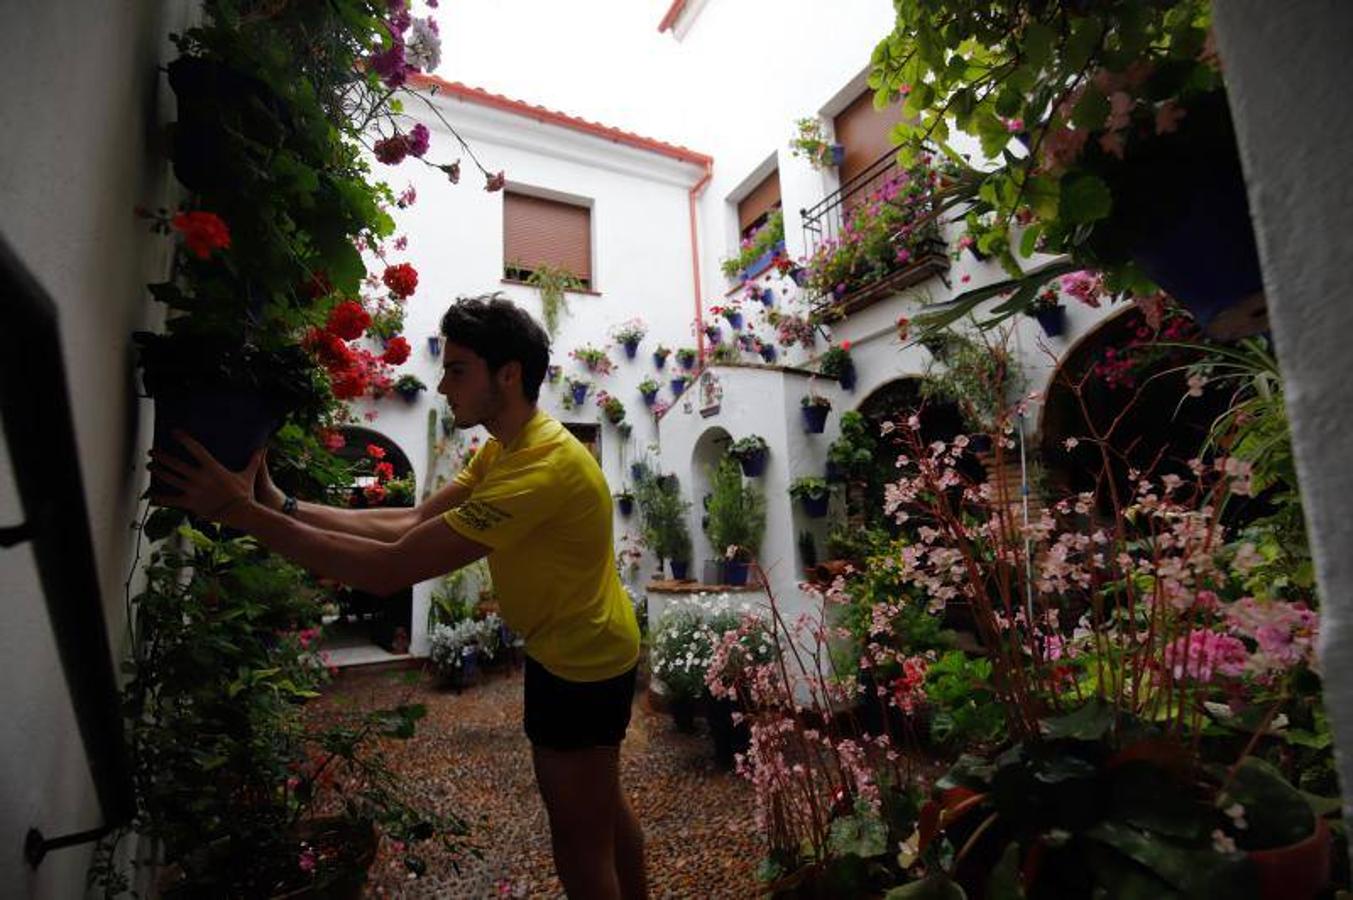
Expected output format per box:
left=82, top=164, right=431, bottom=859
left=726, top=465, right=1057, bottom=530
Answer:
left=799, top=147, right=950, bottom=318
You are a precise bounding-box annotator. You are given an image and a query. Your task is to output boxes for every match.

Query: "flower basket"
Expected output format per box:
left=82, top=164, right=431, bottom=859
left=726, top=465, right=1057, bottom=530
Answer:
left=801, top=404, right=830, bottom=433
left=570, top=381, right=589, bottom=406
left=1087, top=91, right=1266, bottom=339
left=151, top=388, right=281, bottom=496
left=1033, top=305, right=1067, bottom=337
left=669, top=560, right=689, bottom=581
left=736, top=448, right=768, bottom=478
left=799, top=494, right=829, bottom=518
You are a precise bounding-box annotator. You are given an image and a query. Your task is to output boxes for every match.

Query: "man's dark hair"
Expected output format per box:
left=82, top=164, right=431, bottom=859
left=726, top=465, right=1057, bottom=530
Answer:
left=440, top=293, right=550, bottom=402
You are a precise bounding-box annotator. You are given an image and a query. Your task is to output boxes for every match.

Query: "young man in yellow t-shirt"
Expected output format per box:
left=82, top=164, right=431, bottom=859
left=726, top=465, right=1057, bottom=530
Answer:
left=149, top=295, right=646, bottom=899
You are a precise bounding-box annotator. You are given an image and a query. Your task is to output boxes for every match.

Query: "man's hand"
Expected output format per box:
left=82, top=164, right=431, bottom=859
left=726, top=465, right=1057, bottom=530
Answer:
left=254, top=449, right=285, bottom=511
left=148, top=431, right=260, bottom=526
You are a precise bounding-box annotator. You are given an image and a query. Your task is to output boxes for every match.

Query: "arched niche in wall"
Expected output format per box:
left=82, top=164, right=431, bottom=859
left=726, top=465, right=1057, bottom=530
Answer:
left=691, top=424, right=733, bottom=582
left=1037, top=306, right=1229, bottom=518
left=332, top=425, right=415, bottom=653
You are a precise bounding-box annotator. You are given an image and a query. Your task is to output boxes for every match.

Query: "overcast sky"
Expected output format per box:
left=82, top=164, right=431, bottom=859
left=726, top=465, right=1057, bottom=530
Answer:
left=425, top=0, right=700, bottom=147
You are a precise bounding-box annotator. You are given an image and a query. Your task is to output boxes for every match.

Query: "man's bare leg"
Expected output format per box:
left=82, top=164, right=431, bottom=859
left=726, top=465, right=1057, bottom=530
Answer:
left=532, top=745, right=623, bottom=899
left=614, top=786, right=648, bottom=900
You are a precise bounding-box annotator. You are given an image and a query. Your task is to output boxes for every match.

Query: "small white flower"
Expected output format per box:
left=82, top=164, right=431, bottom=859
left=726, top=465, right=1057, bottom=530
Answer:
left=1063, top=437, right=1079, bottom=451
left=406, top=18, right=442, bottom=72
left=1211, top=829, right=1237, bottom=854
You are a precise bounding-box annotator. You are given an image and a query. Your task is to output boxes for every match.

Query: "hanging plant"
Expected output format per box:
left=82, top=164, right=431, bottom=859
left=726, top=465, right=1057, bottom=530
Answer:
left=525, top=262, right=584, bottom=338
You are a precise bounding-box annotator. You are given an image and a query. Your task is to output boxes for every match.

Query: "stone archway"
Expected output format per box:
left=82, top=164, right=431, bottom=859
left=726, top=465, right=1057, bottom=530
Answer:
left=1037, top=306, right=1224, bottom=515
left=691, top=425, right=733, bottom=583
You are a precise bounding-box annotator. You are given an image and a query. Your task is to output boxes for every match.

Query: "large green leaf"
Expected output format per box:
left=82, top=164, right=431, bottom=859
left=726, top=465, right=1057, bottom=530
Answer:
left=828, top=807, right=889, bottom=859
left=1058, top=173, right=1113, bottom=225
left=1041, top=700, right=1115, bottom=741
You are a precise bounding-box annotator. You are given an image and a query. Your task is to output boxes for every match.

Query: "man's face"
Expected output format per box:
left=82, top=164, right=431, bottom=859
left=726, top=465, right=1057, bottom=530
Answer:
left=437, top=341, right=506, bottom=428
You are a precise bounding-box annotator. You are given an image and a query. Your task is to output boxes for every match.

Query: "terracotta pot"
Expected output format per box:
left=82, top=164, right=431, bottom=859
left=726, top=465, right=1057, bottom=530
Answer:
left=1249, top=816, right=1331, bottom=900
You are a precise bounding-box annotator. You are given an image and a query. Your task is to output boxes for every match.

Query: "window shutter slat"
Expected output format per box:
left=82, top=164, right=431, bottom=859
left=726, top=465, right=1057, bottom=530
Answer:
left=503, top=192, right=591, bottom=282
left=833, top=90, right=907, bottom=187
left=737, top=170, right=782, bottom=232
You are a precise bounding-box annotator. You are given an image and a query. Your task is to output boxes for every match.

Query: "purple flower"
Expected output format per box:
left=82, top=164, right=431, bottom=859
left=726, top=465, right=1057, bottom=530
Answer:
left=406, top=123, right=430, bottom=157
left=369, top=40, right=408, bottom=88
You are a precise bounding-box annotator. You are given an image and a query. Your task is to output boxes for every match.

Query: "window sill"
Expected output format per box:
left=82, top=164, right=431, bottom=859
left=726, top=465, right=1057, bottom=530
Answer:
left=501, top=277, right=602, bottom=297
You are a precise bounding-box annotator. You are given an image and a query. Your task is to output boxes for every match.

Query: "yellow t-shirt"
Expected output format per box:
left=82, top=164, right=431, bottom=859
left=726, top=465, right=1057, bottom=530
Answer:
left=443, top=410, right=640, bottom=682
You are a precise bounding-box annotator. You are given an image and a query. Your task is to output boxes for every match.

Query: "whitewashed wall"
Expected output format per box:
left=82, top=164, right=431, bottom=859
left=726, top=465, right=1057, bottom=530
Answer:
left=0, top=1, right=193, bottom=895
left=363, top=93, right=708, bottom=654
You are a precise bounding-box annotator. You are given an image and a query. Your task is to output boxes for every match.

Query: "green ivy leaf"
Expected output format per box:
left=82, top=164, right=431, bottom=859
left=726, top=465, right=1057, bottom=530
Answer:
left=1066, top=16, right=1105, bottom=71
left=1023, top=22, right=1056, bottom=71
left=1058, top=173, right=1112, bottom=225
left=1072, top=88, right=1111, bottom=130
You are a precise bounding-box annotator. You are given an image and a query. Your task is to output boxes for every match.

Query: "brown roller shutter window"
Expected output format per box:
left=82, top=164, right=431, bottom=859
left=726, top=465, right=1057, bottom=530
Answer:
left=737, top=169, right=782, bottom=237
left=833, top=90, right=908, bottom=188
left=503, top=191, right=592, bottom=287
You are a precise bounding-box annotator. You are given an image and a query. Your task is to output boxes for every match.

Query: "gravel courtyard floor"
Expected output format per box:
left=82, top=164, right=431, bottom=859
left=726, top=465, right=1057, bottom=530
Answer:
left=308, top=663, right=764, bottom=898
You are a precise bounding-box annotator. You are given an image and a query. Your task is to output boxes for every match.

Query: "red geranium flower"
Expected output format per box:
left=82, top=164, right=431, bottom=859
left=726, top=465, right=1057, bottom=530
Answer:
left=484, top=170, right=506, bottom=192
left=382, top=336, right=411, bottom=365
left=382, top=263, right=418, bottom=299
left=171, top=210, right=231, bottom=259
left=302, top=271, right=332, bottom=300
left=374, top=135, right=409, bottom=165
left=366, top=444, right=386, bottom=459
left=305, top=328, right=354, bottom=369
left=326, top=300, right=371, bottom=341
left=331, top=368, right=369, bottom=400
left=363, top=483, right=388, bottom=504
left=373, top=461, right=395, bottom=482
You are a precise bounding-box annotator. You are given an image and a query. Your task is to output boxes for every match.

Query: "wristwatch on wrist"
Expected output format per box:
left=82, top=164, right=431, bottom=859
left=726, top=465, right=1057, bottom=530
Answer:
left=281, top=494, right=298, bottom=517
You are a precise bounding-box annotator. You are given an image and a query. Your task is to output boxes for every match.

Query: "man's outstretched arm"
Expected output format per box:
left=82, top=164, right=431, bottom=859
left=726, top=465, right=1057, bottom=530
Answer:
left=149, top=433, right=488, bottom=594
left=255, top=451, right=472, bottom=542
left=226, top=502, right=488, bottom=596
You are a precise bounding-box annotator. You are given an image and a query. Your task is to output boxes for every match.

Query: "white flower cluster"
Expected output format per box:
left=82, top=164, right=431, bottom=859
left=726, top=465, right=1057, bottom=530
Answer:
left=406, top=18, right=442, bottom=73
left=650, top=593, right=766, bottom=700
left=428, top=613, right=504, bottom=673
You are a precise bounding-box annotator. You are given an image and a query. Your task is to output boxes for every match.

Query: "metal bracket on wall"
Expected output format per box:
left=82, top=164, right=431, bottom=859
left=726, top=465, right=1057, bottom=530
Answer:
left=1, top=232, right=134, bottom=867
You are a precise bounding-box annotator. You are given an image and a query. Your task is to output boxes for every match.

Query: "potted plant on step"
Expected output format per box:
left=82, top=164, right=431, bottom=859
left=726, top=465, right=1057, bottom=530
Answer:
left=670, top=373, right=692, bottom=398
left=634, top=471, right=693, bottom=581
left=705, top=457, right=766, bottom=586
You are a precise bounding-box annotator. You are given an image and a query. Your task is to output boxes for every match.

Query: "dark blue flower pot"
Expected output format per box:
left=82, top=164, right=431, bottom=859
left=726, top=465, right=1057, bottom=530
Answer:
left=792, top=266, right=810, bottom=287
left=759, top=346, right=777, bottom=363
left=631, top=462, right=649, bottom=482
left=678, top=354, right=696, bottom=371
left=641, top=389, right=658, bottom=407
left=671, top=378, right=688, bottom=397
left=724, top=561, right=750, bottom=586
left=1033, top=306, right=1067, bottom=337
left=801, top=494, right=829, bottom=518
left=760, top=288, right=775, bottom=307
left=427, top=335, right=443, bottom=356
left=617, top=496, right=634, bottom=516
left=653, top=352, right=668, bottom=370
left=571, top=382, right=589, bottom=406
left=726, top=312, right=744, bottom=330
left=622, top=340, right=639, bottom=359
left=802, top=404, right=830, bottom=433
left=1093, top=91, right=1265, bottom=339
left=706, top=326, right=723, bottom=344
left=152, top=388, right=281, bottom=496
left=837, top=366, right=857, bottom=391
left=670, top=560, right=689, bottom=581
left=737, top=449, right=768, bottom=477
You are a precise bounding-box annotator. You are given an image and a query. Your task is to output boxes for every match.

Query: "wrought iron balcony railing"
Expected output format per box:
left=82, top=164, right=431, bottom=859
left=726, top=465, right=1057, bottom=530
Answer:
left=799, top=147, right=950, bottom=317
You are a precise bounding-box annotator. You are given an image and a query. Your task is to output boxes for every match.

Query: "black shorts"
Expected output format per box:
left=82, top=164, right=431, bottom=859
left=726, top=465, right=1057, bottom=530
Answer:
left=523, top=655, right=637, bottom=751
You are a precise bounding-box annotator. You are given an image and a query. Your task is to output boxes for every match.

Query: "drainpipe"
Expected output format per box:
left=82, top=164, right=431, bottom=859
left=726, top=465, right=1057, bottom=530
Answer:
left=689, top=161, right=713, bottom=361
